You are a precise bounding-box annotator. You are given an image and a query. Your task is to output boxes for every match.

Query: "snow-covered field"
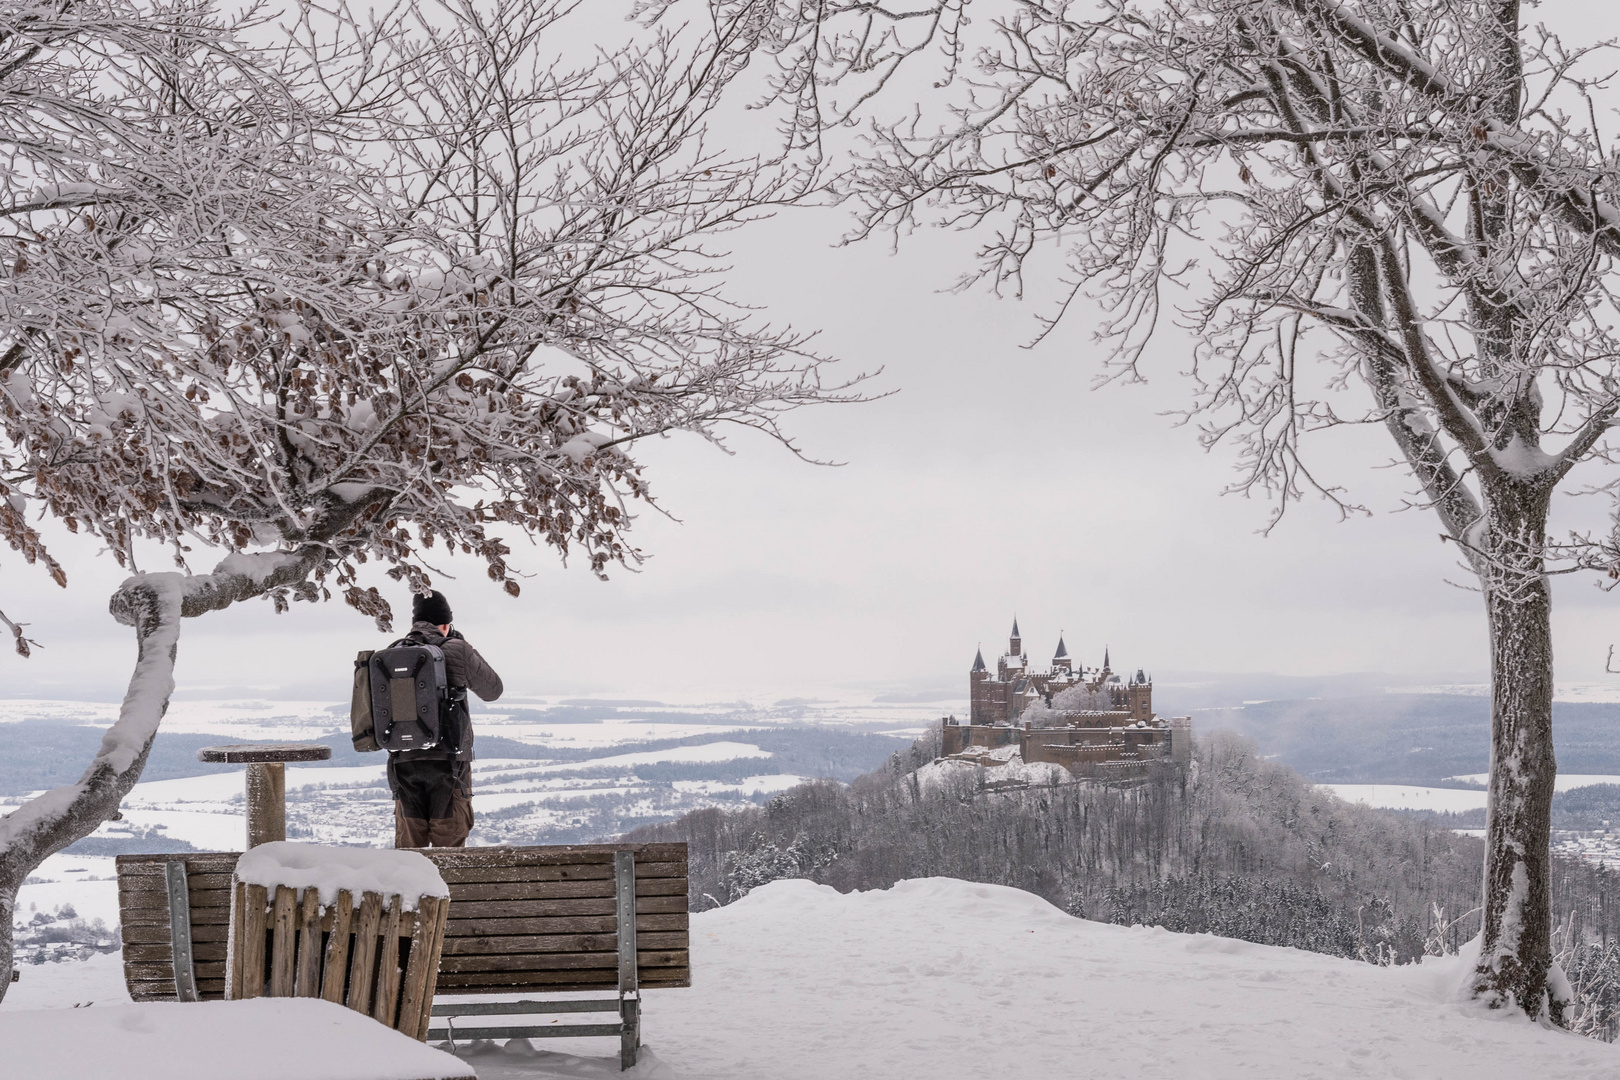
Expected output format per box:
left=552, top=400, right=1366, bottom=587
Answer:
left=1323, top=775, right=1620, bottom=813
left=0, top=694, right=943, bottom=855
left=6, top=876, right=1616, bottom=1079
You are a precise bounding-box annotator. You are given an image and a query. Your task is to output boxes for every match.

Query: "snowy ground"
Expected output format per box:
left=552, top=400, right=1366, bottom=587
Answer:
left=6, top=876, right=1616, bottom=1078
left=1322, top=775, right=1620, bottom=813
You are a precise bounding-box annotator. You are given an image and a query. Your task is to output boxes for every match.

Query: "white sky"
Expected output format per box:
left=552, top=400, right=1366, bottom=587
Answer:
left=6, top=3, right=1620, bottom=704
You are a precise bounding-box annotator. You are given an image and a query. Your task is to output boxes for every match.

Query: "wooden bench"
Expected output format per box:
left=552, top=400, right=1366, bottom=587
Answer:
left=116, top=842, right=689, bottom=1069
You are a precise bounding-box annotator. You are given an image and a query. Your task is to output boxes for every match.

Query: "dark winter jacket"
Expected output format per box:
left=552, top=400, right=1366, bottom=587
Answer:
left=391, top=620, right=504, bottom=762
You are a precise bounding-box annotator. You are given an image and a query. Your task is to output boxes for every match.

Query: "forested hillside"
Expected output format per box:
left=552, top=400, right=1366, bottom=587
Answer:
left=627, top=730, right=1620, bottom=1038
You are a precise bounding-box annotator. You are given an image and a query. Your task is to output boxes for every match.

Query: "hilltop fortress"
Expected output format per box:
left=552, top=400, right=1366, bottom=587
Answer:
left=941, top=619, right=1190, bottom=779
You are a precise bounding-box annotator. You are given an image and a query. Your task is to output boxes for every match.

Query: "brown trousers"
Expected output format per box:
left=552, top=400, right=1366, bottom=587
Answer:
left=389, top=756, right=474, bottom=848
left=394, top=789, right=473, bottom=848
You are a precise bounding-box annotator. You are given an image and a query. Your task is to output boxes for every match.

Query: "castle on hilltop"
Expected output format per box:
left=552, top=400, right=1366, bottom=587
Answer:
left=941, top=619, right=1190, bottom=778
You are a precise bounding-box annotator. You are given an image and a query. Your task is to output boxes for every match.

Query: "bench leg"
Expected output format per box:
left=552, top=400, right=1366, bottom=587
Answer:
left=620, top=994, right=639, bottom=1070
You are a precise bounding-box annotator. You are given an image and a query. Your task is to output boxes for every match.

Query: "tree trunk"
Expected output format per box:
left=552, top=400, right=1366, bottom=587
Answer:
left=1473, top=485, right=1561, bottom=1021
left=0, top=547, right=323, bottom=1001
left=0, top=576, right=179, bottom=1001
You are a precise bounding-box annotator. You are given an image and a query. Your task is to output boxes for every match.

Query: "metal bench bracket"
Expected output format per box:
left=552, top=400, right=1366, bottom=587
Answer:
left=164, top=859, right=199, bottom=1003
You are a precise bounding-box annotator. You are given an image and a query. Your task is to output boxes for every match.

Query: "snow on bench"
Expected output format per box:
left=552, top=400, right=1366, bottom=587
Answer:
left=0, top=997, right=475, bottom=1080
left=235, top=842, right=450, bottom=910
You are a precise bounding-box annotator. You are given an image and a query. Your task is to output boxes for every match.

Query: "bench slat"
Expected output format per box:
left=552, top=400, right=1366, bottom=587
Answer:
left=444, top=912, right=686, bottom=936
left=437, top=861, right=685, bottom=885
left=418, top=843, right=686, bottom=869
left=442, top=931, right=688, bottom=956
left=438, top=949, right=688, bottom=975
left=430, top=999, right=620, bottom=1016
left=426, top=1023, right=624, bottom=1040
left=444, top=877, right=686, bottom=902
left=434, top=969, right=690, bottom=990
left=446, top=895, right=686, bottom=920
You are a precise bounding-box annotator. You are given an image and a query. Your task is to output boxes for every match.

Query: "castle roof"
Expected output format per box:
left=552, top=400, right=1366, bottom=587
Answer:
left=1054, top=635, right=1069, bottom=660
left=1010, top=617, right=1021, bottom=638
left=971, top=648, right=987, bottom=673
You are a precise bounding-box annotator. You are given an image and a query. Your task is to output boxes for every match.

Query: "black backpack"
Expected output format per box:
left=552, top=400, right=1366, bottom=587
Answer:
left=350, top=639, right=467, bottom=753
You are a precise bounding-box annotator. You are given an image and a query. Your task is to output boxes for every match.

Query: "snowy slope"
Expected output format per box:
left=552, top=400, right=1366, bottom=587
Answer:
left=9, top=876, right=1617, bottom=1078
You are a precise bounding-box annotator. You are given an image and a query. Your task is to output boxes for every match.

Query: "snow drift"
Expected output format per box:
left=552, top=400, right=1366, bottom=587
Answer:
left=8, top=876, right=1618, bottom=1078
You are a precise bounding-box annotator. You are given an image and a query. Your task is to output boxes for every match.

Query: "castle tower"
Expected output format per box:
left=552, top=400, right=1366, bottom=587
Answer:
left=1008, top=617, right=1022, bottom=657
left=1052, top=635, right=1071, bottom=672
left=969, top=646, right=989, bottom=725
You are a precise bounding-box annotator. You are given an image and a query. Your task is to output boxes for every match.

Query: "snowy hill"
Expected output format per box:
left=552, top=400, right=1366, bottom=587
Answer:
left=9, top=876, right=1618, bottom=1078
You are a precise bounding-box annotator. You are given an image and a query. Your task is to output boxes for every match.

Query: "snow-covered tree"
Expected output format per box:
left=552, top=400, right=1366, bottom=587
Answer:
left=0, top=0, right=857, bottom=997
left=735, top=0, right=1620, bottom=1018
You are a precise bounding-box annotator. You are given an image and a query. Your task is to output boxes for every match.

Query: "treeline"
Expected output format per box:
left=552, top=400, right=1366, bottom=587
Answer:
left=625, top=729, right=1620, bottom=1039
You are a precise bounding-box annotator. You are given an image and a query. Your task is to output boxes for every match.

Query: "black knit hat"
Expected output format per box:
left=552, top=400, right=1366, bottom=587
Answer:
left=412, top=590, right=453, bottom=626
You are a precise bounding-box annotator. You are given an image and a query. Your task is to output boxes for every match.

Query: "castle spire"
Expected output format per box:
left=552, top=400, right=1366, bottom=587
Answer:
left=971, top=646, right=987, bottom=673
left=1053, top=635, right=1069, bottom=660
left=1103, top=646, right=1111, bottom=672
left=1009, top=617, right=1022, bottom=656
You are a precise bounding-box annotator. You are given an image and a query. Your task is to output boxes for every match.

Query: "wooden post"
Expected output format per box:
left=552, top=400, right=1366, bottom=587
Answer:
left=321, top=890, right=354, bottom=1005
left=397, top=895, right=442, bottom=1040
left=373, top=894, right=404, bottom=1028
left=347, top=891, right=382, bottom=1014
left=237, top=883, right=269, bottom=1000
left=244, top=762, right=286, bottom=849
left=294, top=887, right=322, bottom=997
left=269, top=884, right=298, bottom=997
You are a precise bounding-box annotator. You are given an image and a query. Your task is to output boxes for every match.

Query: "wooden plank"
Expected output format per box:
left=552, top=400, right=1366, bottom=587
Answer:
left=347, top=891, right=382, bottom=1015
left=240, top=884, right=268, bottom=1000
left=434, top=970, right=690, bottom=990
left=321, top=890, right=354, bottom=1005
left=120, top=906, right=232, bottom=928
left=441, top=931, right=688, bottom=956
left=123, top=961, right=228, bottom=981
left=124, top=923, right=231, bottom=945
left=431, top=999, right=622, bottom=1017
left=397, top=895, right=441, bottom=1040
left=373, top=894, right=403, bottom=1028
left=118, top=871, right=237, bottom=891
left=419, top=898, right=450, bottom=1039
left=420, top=844, right=687, bottom=870
left=437, top=861, right=686, bottom=885
left=425, top=1023, right=624, bottom=1041
left=269, top=884, right=297, bottom=997
left=118, top=888, right=232, bottom=912
left=226, top=879, right=244, bottom=1000
left=444, top=913, right=688, bottom=937
left=295, top=888, right=322, bottom=997
left=123, top=943, right=230, bottom=964
left=116, top=853, right=241, bottom=875
left=438, top=950, right=688, bottom=975
left=444, top=877, right=687, bottom=903
left=446, top=895, right=686, bottom=920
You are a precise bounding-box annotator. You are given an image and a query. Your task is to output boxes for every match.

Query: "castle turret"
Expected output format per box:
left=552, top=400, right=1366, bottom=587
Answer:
left=1008, top=617, right=1022, bottom=657
left=969, top=646, right=990, bottom=725
left=1052, top=635, right=1071, bottom=672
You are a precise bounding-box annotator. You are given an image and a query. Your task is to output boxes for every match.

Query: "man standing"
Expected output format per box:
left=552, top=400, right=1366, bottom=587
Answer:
left=388, top=590, right=503, bottom=847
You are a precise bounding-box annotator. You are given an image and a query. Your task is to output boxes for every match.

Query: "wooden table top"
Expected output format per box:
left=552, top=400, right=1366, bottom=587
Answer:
left=196, top=743, right=334, bottom=764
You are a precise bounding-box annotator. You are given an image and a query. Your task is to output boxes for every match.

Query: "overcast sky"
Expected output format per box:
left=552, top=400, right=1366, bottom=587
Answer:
left=7, top=5, right=1620, bottom=705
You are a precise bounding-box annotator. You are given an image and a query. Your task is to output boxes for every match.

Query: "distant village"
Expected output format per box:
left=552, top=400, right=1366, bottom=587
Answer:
left=940, top=619, right=1190, bottom=781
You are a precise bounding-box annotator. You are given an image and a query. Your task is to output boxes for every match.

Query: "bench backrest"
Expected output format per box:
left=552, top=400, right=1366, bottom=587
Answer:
left=115, top=843, right=689, bottom=1002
